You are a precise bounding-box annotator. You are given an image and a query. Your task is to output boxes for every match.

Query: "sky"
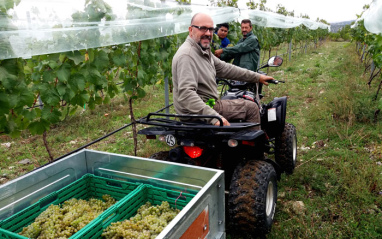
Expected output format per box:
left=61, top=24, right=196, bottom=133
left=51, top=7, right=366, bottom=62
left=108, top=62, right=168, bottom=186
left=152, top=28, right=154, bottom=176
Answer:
left=236, top=0, right=372, bottom=23
left=9, top=0, right=373, bottom=26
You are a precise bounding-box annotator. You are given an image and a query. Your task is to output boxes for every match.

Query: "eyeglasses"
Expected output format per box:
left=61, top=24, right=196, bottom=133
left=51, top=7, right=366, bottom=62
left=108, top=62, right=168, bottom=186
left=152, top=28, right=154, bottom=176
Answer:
left=191, top=25, right=215, bottom=33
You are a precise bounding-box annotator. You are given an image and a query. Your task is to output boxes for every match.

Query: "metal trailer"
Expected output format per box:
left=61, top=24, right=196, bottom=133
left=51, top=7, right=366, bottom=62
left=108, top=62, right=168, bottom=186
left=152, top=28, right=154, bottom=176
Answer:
left=0, top=149, right=225, bottom=239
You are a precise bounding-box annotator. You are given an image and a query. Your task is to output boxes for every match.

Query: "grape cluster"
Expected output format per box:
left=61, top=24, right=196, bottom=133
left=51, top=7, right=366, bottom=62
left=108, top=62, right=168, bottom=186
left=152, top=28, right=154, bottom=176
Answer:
left=19, top=195, right=116, bottom=239
left=102, top=201, right=180, bottom=239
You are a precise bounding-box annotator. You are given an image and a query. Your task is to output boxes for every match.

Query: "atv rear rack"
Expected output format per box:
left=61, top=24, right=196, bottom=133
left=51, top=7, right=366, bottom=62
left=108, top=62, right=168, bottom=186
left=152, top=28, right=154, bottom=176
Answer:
left=137, top=113, right=260, bottom=131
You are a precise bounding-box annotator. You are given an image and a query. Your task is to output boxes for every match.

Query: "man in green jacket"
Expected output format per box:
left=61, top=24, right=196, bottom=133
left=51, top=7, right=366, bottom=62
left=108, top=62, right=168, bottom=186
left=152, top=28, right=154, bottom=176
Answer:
left=214, top=19, right=260, bottom=71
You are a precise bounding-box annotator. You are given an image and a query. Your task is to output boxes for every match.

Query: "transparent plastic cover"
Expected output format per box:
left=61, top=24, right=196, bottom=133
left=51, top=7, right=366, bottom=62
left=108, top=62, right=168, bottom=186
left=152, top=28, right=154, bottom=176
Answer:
left=363, top=0, right=382, bottom=34
left=246, top=10, right=329, bottom=30
left=0, top=0, right=329, bottom=60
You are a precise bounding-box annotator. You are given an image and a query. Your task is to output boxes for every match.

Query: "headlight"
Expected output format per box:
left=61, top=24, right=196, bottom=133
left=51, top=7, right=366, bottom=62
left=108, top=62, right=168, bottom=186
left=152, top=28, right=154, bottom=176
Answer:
left=228, top=139, right=238, bottom=147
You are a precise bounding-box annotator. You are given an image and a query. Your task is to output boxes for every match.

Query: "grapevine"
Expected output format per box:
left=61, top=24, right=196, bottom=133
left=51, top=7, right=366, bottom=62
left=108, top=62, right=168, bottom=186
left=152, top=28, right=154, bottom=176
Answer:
left=350, top=3, right=382, bottom=121
left=0, top=0, right=329, bottom=160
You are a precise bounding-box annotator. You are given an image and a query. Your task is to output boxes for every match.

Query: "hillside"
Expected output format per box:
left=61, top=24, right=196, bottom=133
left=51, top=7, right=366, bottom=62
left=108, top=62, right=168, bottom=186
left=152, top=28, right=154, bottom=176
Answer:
left=330, top=20, right=355, bottom=32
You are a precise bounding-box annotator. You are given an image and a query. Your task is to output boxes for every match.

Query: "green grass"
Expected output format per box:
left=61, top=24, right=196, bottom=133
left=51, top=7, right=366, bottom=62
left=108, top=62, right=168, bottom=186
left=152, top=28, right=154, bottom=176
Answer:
left=265, top=41, right=382, bottom=238
left=1, top=41, right=382, bottom=238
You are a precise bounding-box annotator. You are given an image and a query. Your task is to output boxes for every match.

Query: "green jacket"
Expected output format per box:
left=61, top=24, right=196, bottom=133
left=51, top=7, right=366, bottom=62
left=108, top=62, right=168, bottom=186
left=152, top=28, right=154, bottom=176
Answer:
left=220, top=31, right=260, bottom=72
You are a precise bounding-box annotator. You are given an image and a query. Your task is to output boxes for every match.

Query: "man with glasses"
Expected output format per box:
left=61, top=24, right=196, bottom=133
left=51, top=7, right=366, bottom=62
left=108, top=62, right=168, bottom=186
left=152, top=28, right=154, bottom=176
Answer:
left=172, top=13, right=273, bottom=128
left=214, top=19, right=260, bottom=72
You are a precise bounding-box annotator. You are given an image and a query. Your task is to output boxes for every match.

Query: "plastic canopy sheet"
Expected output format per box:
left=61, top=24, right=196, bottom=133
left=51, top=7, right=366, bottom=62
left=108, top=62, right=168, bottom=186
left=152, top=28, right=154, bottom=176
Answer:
left=0, top=0, right=329, bottom=60
left=363, top=0, right=382, bottom=34
left=0, top=0, right=240, bottom=60
left=247, top=10, right=329, bottom=30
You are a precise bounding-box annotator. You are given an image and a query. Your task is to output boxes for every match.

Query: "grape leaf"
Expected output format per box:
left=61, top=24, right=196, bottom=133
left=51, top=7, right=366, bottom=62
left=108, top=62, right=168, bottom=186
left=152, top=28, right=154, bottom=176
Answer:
left=112, top=53, right=127, bottom=67
left=48, top=60, right=59, bottom=70
left=56, top=63, right=71, bottom=83
left=141, top=41, right=149, bottom=50
left=137, top=68, right=147, bottom=85
left=22, top=108, right=37, bottom=121
left=72, top=90, right=90, bottom=106
left=69, top=73, right=86, bottom=92
left=31, top=72, right=41, bottom=82
left=41, top=107, right=61, bottom=124
left=0, top=67, right=18, bottom=89
left=0, top=93, right=10, bottom=115
left=67, top=50, right=84, bottom=65
left=56, top=82, right=67, bottom=96
left=28, top=119, right=50, bottom=135
left=15, top=113, right=29, bottom=130
left=93, top=50, right=109, bottom=70
left=87, top=49, right=95, bottom=62
left=137, top=87, right=146, bottom=98
left=40, top=84, right=61, bottom=106
left=18, top=87, right=35, bottom=106
left=88, top=65, right=102, bottom=78
left=42, top=70, right=55, bottom=83
left=0, top=59, right=19, bottom=76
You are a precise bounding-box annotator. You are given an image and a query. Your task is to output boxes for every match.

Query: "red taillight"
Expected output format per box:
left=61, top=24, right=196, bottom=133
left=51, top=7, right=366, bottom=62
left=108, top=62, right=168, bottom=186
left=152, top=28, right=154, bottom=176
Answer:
left=183, top=146, right=203, bottom=158
left=242, top=141, right=255, bottom=146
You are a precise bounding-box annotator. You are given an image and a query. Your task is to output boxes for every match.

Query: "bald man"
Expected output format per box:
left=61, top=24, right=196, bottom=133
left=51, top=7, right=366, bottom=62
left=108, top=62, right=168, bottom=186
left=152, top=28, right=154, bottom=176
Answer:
left=172, top=13, right=274, bottom=128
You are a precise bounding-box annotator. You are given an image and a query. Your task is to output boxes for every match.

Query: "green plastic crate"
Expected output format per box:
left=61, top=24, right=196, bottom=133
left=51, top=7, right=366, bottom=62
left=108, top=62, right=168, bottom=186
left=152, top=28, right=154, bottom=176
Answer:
left=74, top=184, right=195, bottom=239
left=0, top=174, right=141, bottom=239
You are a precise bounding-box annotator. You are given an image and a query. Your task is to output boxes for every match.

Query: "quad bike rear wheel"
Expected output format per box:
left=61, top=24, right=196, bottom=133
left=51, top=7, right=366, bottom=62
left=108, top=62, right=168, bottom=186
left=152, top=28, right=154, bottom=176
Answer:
left=228, top=160, right=277, bottom=237
left=275, top=123, right=297, bottom=175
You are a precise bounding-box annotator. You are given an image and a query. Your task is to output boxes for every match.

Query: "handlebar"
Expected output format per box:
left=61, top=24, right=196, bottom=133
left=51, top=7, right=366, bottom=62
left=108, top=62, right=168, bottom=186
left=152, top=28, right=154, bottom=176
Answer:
left=267, top=79, right=285, bottom=84
left=217, top=78, right=285, bottom=88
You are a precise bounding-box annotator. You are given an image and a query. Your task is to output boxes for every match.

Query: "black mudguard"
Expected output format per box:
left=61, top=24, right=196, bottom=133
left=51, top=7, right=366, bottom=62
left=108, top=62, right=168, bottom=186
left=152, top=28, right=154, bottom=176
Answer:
left=138, top=126, right=174, bottom=136
left=261, top=96, right=287, bottom=138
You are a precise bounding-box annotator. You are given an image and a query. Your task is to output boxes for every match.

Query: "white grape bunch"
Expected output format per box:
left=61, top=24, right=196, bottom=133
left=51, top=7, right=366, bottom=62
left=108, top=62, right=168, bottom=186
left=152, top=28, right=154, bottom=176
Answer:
left=102, top=201, right=180, bottom=239
left=19, top=195, right=116, bottom=239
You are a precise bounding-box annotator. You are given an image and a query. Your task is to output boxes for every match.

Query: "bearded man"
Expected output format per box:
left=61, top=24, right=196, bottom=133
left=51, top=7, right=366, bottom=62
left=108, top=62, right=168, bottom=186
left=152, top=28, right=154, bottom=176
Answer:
left=172, top=13, right=273, bottom=128
left=214, top=19, right=260, bottom=72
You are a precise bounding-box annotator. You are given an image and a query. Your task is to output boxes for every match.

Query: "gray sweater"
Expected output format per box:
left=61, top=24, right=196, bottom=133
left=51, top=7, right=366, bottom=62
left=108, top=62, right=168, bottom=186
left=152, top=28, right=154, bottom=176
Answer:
left=172, top=36, right=261, bottom=125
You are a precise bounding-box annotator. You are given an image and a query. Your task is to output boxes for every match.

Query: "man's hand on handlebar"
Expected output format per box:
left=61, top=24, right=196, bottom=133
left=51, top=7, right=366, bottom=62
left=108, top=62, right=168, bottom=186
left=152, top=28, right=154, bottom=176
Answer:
left=259, top=75, right=274, bottom=86
left=214, top=117, right=230, bottom=126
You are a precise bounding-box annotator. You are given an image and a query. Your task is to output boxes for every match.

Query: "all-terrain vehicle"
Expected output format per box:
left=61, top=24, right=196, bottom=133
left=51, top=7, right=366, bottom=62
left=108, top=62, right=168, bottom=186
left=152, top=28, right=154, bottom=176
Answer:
left=137, top=56, right=297, bottom=237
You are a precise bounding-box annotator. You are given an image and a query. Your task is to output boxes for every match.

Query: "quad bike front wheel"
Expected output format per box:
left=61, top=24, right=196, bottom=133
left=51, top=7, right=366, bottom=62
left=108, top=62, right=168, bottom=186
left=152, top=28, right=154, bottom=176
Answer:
left=228, top=160, right=277, bottom=237
left=275, top=123, right=297, bottom=175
